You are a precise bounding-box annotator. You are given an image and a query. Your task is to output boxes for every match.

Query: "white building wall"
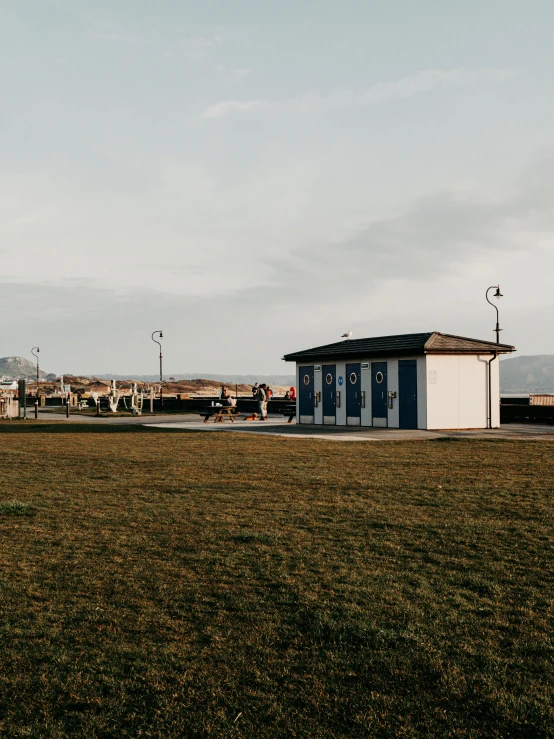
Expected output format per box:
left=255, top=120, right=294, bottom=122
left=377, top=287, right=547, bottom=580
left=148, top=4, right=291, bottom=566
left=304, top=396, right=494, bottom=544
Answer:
left=360, top=363, right=372, bottom=426
left=335, top=361, right=347, bottom=426
left=426, top=355, right=460, bottom=429
left=294, top=352, right=500, bottom=430
left=314, top=365, right=323, bottom=424
left=458, top=355, right=489, bottom=429
left=490, top=356, right=500, bottom=428
left=417, top=356, right=427, bottom=429
left=426, top=354, right=499, bottom=429
left=387, top=359, right=399, bottom=428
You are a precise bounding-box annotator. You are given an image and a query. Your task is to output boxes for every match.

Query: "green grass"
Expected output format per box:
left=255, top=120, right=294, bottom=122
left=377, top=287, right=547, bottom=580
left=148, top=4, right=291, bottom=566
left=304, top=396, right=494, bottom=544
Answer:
left=0, top=427, right=552, bottom=738
left=0, top=500, right=35, bottom=516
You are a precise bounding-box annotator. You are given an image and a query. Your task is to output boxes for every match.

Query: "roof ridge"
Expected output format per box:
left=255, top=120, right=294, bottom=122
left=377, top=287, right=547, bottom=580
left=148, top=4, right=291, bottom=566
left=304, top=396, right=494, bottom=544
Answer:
left=430, top=331, right=514, bottom=349
left=283, top=331, right=515, bottom=362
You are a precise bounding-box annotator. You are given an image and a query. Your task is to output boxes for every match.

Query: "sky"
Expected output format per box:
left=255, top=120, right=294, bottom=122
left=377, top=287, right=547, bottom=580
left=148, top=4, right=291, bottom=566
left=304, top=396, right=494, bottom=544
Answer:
left=1, top=0, right=554, bottom=375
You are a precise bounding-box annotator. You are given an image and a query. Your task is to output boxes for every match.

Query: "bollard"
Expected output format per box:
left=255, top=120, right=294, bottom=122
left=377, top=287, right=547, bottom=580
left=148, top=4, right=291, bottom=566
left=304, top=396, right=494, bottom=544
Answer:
left=34, top=401, right=38, bottom=420
left=96, top=400, right=100, bottom=417
left=66, top=400, right=70, bottom=418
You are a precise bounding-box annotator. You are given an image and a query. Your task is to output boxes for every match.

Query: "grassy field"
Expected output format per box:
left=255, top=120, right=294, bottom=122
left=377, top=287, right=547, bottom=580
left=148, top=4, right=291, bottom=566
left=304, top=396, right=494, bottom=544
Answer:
left=0, top=425, right=552, bottom=738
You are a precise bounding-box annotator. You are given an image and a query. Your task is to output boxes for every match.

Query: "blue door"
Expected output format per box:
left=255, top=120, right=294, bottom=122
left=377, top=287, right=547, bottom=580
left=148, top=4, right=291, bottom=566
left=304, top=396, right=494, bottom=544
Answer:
left=371, top=362, right=388, bottom=419
left=322, top=364, right=336, bottom=422
left=399, top=360, right=418, bottom=429
left=346, top=363, right=361, bottom=421
left=299, top=366, right=314, bottom=419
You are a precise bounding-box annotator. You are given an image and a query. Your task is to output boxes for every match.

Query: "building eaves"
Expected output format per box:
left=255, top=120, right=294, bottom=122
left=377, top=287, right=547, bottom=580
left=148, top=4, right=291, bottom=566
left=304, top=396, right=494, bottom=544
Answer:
left=283, top=332, right=434, bottom=362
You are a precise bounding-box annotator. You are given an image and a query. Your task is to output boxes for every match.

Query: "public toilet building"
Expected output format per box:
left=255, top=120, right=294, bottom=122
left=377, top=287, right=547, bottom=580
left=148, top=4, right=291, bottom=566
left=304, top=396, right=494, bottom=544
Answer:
left=283, top=332, right=515, bottom=430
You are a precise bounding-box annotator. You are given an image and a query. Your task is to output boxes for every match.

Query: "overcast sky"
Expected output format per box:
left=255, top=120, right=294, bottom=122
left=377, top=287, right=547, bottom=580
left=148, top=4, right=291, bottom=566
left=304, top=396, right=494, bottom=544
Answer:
left=2, top=0, right=554, bottom=375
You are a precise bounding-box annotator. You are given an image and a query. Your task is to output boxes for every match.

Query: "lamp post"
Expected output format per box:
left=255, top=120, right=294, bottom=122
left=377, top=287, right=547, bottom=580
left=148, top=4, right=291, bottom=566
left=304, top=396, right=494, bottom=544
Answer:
left=31, top=347, right=40, bottom=418
left=485, top=286, right=503, bottom=344
left=151, top=330, right=163, bottom=409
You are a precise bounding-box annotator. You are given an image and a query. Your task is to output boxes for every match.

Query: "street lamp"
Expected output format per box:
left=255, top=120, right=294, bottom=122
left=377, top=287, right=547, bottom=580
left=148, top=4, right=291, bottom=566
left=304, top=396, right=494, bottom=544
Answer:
left=31, top=347, right=40, bottom=415
left=151, top=330, right=163, bottom=409
left=486, top=285, right=503, bottom=344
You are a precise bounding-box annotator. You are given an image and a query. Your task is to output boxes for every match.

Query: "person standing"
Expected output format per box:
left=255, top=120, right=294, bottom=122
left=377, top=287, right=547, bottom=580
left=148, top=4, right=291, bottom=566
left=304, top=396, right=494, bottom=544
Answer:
left=252, top=382, right=259, bottom=398
left=257, top=383, right=267, bottom=420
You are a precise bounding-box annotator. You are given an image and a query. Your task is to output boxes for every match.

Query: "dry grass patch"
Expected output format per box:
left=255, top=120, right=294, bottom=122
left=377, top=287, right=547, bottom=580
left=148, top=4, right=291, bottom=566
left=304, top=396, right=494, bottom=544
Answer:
left=0, top=426, right=552, bottom=738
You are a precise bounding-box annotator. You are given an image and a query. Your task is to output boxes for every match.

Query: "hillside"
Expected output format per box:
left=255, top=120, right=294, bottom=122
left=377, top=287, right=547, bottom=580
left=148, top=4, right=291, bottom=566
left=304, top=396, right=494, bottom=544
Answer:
left=97, top=373, right=296, bottom=385
left=500, top=355, right=554, bottom=393
left=35, top=376, right=280, bottom=397
left=0, top=357, right=46, bottom=380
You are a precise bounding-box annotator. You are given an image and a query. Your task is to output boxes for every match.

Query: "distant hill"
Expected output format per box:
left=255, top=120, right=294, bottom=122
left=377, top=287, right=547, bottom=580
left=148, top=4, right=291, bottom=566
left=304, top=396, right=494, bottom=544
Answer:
left=500, top=355, right=554, bottom=393
left=96, top=373, right=296, bottom=386
left=0, top=356, right=46, bottom=380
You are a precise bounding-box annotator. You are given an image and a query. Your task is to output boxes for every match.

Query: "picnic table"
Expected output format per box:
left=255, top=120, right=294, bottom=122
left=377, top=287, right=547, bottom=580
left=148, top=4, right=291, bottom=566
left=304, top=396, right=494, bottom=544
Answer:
left=200, top=405, right=240, bottom=423
left=280, top=403, right=296, bottom=423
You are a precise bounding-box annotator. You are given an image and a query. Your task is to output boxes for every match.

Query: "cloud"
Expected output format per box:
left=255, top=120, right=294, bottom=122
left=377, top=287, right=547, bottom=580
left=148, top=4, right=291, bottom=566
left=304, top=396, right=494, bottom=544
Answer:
left=94, top=32, right=137, bottom=44
left=203, top=99, right=267, bottom=119
left=201, top=66, right=521, bottom=119
left=2, top=154, right=554, bottom=373
left=162, top=35, right=222, bottom=62
left=215, top=63, right=251, bottom=81
left=253, top=153, right=554, bottom=312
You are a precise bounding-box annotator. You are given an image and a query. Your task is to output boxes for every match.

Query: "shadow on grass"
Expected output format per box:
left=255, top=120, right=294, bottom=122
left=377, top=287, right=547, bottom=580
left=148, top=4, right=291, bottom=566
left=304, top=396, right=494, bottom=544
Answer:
left=0, top=422, right=191, bottom=435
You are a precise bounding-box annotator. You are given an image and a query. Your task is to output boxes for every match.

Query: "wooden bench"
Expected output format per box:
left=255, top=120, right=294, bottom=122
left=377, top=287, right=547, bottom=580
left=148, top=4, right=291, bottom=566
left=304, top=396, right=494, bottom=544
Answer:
left=200, top=406, right=240, bottom=423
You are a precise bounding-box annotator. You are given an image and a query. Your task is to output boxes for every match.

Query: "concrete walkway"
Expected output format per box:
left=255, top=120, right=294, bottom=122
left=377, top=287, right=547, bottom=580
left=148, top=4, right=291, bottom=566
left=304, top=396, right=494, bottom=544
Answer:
left=35, top=412, right=554, bottom=440
left=145, top=419, right=554, bottom=441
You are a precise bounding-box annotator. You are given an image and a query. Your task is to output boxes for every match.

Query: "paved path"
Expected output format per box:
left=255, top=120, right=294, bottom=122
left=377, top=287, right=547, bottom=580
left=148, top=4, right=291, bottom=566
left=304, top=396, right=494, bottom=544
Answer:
left=37, top=412, right=198, bottom=425
left=36, top=412, right=554, bottom=441
left=145, top=420, right=554, bottom=441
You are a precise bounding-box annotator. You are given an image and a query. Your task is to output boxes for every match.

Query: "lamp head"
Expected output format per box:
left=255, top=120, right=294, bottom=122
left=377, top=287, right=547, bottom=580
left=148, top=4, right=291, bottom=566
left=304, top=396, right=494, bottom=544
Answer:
left=159, top=331, right=163, bottom=339
left=494, top=287, right=503, bottom=299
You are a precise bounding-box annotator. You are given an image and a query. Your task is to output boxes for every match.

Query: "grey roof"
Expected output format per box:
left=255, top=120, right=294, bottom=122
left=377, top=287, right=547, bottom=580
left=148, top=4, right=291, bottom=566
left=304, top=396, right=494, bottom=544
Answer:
left=283, top=332, right=515, bottom=362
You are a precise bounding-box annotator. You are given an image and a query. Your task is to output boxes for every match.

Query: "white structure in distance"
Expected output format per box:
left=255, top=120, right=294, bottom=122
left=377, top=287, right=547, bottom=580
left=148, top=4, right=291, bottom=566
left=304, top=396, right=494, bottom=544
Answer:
left=283, top=332, right=515, bottom=430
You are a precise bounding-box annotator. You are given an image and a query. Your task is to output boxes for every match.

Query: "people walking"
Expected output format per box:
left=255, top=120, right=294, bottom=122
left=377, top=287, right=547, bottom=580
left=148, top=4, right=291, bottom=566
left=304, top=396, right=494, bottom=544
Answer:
left=256, top=383, right=267, bottom=420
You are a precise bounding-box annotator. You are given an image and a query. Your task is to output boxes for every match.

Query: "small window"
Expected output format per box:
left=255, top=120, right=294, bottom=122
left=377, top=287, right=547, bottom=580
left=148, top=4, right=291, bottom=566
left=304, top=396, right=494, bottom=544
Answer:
left=325, top=373, right=333, bottom=385
left=375, top=371, right=384, bottom=384
left=349, top=372, right=358, bottom=384
left=303, top=374, right=311, bottom=385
